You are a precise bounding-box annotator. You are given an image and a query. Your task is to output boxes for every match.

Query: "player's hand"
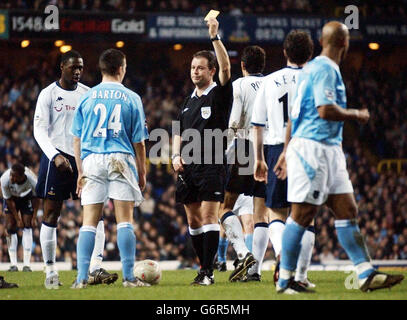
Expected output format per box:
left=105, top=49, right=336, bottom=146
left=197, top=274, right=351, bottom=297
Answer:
left=54, top=154, right=73, bottom=173
left=273, top=152, right=287, bottom=180
left=76, top=173, right=85, bottom=198
left=138, top=173, right=146, bottom=192
left=254, top=160, right=268, bottom=182
left=356, top=108, right=370, bottom=124
left=172, top=155, right=185, bottom=173
left=207, top=17, right=219, bottom=38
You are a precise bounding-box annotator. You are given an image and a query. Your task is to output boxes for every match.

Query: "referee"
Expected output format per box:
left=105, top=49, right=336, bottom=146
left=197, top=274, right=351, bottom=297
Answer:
left=172, top=17, right=232, bottom=286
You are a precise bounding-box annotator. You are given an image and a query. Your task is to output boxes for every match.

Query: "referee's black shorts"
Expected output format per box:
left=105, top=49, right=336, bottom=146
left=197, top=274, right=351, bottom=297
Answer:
left=175, top=164, right=226, bottom=204
left=225, top=139, right=265, bottom=198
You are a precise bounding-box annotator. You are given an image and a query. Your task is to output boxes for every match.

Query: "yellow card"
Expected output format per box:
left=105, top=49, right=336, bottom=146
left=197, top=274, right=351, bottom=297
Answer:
left=204, top=10, right=220, bottom=21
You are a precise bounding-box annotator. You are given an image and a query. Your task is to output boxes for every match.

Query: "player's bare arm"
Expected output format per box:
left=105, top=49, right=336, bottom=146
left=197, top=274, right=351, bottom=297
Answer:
left=133, top=141, right=147, bottom=191
left=318, top=104, right=370, bottom=124
left=253, top=125, right=268, bottom=182
left=172, top=134, right=185, bottom=173
left=73, top=136, right=83, bottom=197
left=207, top=18, right=231, bottom=85
left=274, top=119, right=292, bottom=180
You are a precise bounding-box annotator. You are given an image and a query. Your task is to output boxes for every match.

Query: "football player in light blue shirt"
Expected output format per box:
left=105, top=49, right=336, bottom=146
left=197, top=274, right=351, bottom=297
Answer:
left=291, top=54, right=347, bottom=145
left=71, top=82, right=148, bottom=160
left=276, top=21, right=404, bottom=294
left=71, top=49, right=149, bottom=288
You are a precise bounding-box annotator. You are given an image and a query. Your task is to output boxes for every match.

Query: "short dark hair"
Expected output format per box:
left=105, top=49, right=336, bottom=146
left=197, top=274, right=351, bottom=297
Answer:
left=61, top=50, right=82, bottom=65
left=241, top=45, right=266, bottom=74
left=11, top=163, right=25, bottom=176
left=283, top=30, right=314, bottom=65
left=99, top=49, right=126, bottom=76
left=192, top=50, right=217, bottom=70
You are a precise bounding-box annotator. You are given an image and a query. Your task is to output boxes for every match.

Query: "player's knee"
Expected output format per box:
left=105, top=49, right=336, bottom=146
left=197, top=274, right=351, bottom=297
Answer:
left=42, top=213, right=59, bottom=226
left=245, top=222, right=254, bottom=234
left=223, top=194, right=238, bottom=211
left=291, top=207, right=315, bottom=227
left=7, top=226, right=17, bottom=234
left=23, top=218, right=32, bottom=228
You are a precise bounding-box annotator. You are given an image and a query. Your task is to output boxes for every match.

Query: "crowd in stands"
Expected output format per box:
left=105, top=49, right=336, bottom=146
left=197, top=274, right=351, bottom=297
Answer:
left=2, top=0, right=407, bottom=18
left=0, top=47, right=406, bottom=270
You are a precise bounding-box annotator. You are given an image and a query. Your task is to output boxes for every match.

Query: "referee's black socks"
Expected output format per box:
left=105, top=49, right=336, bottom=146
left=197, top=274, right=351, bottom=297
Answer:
left=189, top=224, right=220, bottom=271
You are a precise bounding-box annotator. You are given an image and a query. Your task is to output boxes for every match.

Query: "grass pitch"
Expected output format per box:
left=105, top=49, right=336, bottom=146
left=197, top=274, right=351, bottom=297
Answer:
left=0, top=270, right=406, bottom=300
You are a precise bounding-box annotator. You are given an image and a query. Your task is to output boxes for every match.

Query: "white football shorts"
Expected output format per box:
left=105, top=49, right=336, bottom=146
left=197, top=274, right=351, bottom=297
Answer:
left=233, top=194, right=253, bottom=216
left=81, top=152, right=143, bottom=206
left=286, top=137, right=353, bottom=205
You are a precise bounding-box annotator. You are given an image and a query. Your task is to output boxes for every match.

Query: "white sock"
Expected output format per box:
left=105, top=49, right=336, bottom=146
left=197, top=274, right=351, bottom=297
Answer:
left=90, top=220, right=105, bottom=273
left=222, top=213, right=249, bottom=260
left=295, top=229, right=315, bottom=282
left=40, top=223, right=57, bottom=276
left=23, top=228, right=33, bottom=267
left=248, top=223, right=269, bottom=275
left=269, top=220, right=285, bottom=258
left=7, top=233, right=18, bottom=266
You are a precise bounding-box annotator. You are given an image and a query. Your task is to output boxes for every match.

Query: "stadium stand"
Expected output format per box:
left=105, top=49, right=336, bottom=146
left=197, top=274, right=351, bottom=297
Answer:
left=1, top=0, right=406, bottom=18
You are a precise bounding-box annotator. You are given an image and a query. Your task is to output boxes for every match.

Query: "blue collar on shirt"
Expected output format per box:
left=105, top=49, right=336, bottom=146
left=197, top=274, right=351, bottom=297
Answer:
left=55, top=81, right=77, bottom=91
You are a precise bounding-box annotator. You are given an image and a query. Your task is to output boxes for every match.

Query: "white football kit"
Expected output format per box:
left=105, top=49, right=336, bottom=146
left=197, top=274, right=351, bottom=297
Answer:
left=251, top=66, right=302, bottom=145
left=1, top=167, right=37, bottom=199
left=33, top=81, right=89, bottom=160
left=287, top=56, right=353, bottom=205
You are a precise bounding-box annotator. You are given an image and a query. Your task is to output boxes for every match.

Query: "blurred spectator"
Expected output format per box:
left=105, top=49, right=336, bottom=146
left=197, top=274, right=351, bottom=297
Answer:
left=1, top=0, right=405, bottom=18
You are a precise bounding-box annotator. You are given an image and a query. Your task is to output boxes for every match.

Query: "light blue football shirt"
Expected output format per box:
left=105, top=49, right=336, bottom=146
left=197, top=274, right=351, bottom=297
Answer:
left=71, top=82, right=148, bottom=159
left=291, top=56, right=347, bottom=145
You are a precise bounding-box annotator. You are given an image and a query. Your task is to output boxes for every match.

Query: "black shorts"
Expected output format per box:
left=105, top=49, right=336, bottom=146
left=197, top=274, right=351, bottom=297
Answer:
left=175, top=164, right=226, bottom=204
left=265, top=144, right=290, bottom=209
left=35, top=150, right=79, bottom=201
left=4, top=193, right=34, bottom=215
left=225, top=139, right=265, bottom=198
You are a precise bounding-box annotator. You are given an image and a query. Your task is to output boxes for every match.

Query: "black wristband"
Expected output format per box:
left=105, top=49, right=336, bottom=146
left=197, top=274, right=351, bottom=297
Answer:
left=211, top=34, right=221, bottom=41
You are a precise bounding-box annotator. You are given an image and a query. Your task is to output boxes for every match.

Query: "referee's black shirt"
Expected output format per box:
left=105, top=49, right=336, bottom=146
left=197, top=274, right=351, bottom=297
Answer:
left=178, top=80, right=233, bottom=165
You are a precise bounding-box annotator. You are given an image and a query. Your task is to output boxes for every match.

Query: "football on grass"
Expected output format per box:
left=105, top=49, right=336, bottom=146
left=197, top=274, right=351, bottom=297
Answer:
left=134, top=259, right=162, bottom=285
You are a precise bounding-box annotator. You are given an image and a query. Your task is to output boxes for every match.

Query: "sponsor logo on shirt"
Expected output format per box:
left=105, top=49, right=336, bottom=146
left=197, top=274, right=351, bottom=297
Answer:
left=54, top=96, right=64, bottom=112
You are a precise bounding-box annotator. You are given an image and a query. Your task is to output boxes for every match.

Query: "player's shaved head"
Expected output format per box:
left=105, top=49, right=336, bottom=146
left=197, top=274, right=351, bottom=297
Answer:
left=321, top=21, right=349, bottom=48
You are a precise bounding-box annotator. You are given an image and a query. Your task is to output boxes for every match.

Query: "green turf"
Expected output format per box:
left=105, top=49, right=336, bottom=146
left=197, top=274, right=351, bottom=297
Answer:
left=0, top=270, right=406, bottom=300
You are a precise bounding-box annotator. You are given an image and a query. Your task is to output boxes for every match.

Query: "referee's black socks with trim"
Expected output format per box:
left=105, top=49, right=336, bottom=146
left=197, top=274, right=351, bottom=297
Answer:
left=202, top=230, right=219, bottom=271
left=190, top=232, right=204, bottom=266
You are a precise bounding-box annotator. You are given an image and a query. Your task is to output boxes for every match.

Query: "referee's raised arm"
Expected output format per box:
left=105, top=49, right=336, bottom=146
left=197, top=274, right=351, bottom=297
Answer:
left=207, top=18, right=231, bottom=85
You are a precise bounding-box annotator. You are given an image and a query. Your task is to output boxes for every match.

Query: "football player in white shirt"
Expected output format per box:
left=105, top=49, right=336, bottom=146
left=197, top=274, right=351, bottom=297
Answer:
left=251, top=30, right=315, bottom=287
left=33, top=50, right=117, bottom=289
left=1, top=163, right=39, bottom=272
left=218, top=46, right=267, bottom=281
